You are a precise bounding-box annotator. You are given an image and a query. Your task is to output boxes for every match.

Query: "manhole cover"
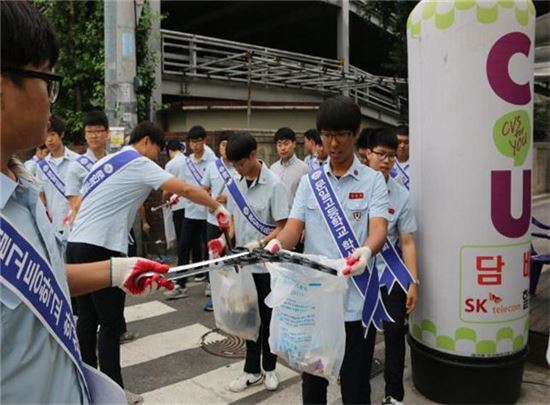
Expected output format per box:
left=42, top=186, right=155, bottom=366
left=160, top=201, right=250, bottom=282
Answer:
left=200, top=328, right=246, bottom=358
left=370, top=357, right=384, bottom=378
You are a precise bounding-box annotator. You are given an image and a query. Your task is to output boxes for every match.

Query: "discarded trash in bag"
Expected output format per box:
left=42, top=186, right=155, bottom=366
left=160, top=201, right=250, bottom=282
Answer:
left=265, top=255, right=347, bottom=382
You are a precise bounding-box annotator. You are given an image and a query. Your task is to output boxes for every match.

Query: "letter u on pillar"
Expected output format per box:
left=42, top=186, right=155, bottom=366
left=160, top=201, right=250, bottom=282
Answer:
left=491, top=170, right=531, bottom=238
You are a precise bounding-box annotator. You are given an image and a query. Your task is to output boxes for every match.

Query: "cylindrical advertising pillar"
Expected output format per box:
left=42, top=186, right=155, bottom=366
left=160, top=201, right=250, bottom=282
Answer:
left=407, top=1, right=535, bottom=403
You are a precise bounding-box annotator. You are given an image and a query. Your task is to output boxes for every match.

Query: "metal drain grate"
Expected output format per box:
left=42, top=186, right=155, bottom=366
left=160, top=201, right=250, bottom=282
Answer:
left=200, top=328, right=246, bottom=358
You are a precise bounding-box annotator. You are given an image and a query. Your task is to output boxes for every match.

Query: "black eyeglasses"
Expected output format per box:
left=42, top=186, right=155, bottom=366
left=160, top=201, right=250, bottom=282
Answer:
left=1, top=67, right=63, bottom=104
left=370, top=150, right=397, bottom=161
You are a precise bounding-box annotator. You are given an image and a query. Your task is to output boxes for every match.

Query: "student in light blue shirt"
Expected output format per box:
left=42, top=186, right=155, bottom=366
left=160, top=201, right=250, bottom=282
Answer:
left=36, top=116, right=79, bottom=241
left=166, top=125, right=215, bottom=299
left=265, top=96, right=389, bottom=405
left=65, top=110, right=109, bottom=223
left=209, top=132, right=289, bottom=393
left=389, top=126, right=410, bottom=190
left=303, top=128, right=319, bottom=169
left=23, top=144, right=48, bottom=176
left=67, top=122, right=230, bottom=390
left=365, top=128, right=418, bottom=405
left=1, top=5, right=173, bottom=403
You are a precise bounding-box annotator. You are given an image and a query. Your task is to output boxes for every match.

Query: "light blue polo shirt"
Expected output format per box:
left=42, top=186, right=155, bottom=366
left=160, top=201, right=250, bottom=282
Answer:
left=0, top=171, right=88, bottom=404
left=376, top=177, right=417, bottom=279
left=181, top=152, right=215, bottom=220
left=36, top=147, right=79, bottom=236
left=227, top=163, right=290, bottom=273
left=23, top=156, right=39, bottom=177
left=164, top=151, right=187, bottom=212
left=68, top=146, right=173, bottom=255
left=65, top=149, right=104, bottom=197
left=202, top=159, right=237, bottom=227
left=289, top=156, right=389, bottom=321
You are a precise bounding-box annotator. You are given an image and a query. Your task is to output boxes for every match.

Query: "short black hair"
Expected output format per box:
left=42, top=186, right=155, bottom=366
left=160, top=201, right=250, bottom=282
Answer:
left=274, top=127, right=296, bottom=142
left=226, top=132, right=257, bottom=161
left=188, top=125, right=206, bottom=140
left=217, top=130, right=234, bottom=149
left=304, top=128, right=321, bottom=145
left=366, top=128, right=398, bottom=151
left=129, top=121, right=166, bottom=149
left=38, top=144, right=48, bottom=150
left=1, top=1, right=59, bottom=72
left=396, top=125, right=409, bottom=137
left=357, top=128, right=374, bottom=149
left=49, top=116, right=66, bottom=136
left=316, top=96, right=361, bottom=133
left=83, top=110, right=109, bottom=129
left=166, top=139, right=183, bottom=152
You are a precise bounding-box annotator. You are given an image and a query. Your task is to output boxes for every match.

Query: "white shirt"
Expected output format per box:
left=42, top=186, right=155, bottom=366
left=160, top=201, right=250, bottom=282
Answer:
left=68, top=146, right=173, bottom=254
left=270, top=154, right=308, bottom=203
left=65, top=149, right=103, bottom=197
left=164, top=151, right=188, bottom=211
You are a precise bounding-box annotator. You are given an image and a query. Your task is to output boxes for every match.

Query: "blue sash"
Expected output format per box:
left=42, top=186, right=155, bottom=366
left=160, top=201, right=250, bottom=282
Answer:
left=38, top=160, right=66, bottom=199
left=76, top=155, right=95, bottom=173
left=81, top=149, right=141, bottom=200
left=0, top=215, right=91, bottom=401
left=215, top=159, right=275, bottom=236
left=307, top=168, right=393, bottom=331
left=390, top=162, right=410, bottom=190
left=186, top=157, right=203, bottom=185
left=378, top=239, right=415, bottom=294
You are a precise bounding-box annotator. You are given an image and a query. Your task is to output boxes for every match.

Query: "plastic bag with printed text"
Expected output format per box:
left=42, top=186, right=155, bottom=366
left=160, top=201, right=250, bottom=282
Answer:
left=265, top=256, right=347, bottom=382
left=210, top=265, right=260, bottom=341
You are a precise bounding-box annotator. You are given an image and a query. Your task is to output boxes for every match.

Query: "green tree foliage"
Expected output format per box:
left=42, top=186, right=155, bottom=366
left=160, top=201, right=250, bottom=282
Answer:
left=34, top=0, right=160, bottom=144
left=361, top=1, right=418, bottom=124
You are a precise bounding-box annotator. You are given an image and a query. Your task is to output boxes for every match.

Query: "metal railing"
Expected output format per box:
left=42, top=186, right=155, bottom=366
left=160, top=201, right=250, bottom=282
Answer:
left=161, top=29, right=403, bottom=116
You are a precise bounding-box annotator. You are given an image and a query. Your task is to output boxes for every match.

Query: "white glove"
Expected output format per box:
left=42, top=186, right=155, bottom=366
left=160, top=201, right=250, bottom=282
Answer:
left=264, top=239, right=282, bottom=254
left=340, top=246, right=372, bottom=276
left=208, top=234, right=226, bottom=258
left=244, top=240, right=260, bottom=251
left=110, top=257, right=173, bottom=295
left=214, top=204, right=231, bottom=230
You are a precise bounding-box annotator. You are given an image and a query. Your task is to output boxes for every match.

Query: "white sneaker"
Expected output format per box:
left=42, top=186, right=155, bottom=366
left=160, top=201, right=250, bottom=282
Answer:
left=204, top=283, right=211, bottom=297
left=125, top=390, right=143, bottom=405
left=163, top=286, right=188, bottom=300
left=382, top=396, right=403, bottom=405
left=264, top=370, right=279, bottom=391
left=229, top=372, right=263, bottom=392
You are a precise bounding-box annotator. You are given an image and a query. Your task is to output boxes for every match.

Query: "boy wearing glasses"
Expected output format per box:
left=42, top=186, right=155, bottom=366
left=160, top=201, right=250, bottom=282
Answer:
left=65, top=110, right=109, bottom=222
left=264, top=96, right=389, bottom=404
left=366, top=127, right=419, bottom=405
left=36, top=115, right=79, bottom=243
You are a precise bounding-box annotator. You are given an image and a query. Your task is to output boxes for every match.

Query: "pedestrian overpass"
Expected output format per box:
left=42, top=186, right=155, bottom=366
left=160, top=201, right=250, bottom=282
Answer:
left=160, top=29, right=403, bottom=127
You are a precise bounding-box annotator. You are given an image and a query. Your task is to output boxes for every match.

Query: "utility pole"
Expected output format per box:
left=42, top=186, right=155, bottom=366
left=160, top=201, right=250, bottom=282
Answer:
left=104, top=0, right=139, bottom=138
left=337, top=0, right=350, bottom=96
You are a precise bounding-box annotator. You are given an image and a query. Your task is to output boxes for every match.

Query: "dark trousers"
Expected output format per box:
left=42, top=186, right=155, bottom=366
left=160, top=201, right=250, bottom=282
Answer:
left=66, top=242, right=125, bottom=388
left=172, top=209, right=185, bottom=250
left=302, top=321, right=377, bottom=405
left=244, top=272, right=277, bottom=374
left=177, top=217, right=207, bottom=287
left=381, top=286, right=408, bottom=401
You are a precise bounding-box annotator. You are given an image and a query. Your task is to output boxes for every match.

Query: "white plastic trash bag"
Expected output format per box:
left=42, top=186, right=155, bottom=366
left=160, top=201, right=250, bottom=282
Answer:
left=265, top=256, right=347, bottom=382
left=210, top=265, right=260, bottom=341
left=162, top=206, right=177, bottom=250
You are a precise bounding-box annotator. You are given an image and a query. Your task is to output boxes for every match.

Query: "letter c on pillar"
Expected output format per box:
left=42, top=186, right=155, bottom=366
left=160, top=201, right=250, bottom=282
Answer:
left=491, top=170, right=531, bottom=238
left=486, top=32, right=531, bottom=105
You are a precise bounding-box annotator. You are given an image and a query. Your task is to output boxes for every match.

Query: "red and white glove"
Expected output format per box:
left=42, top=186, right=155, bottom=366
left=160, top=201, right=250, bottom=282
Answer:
left=169, top=194, right=180, bottom=206
left=214, top=205, right=231, bottom=230
left=208, top=235, right=226, bottom=258
left=264, top=239, right=282, bottom=254
left=110, top=257, right=174, bottom=295
left=340, top=246, right=372, bottom=277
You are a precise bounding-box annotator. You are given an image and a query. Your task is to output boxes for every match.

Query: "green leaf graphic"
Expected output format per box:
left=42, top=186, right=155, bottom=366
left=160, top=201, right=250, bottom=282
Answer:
left=493, top=110, right=531, bottom=166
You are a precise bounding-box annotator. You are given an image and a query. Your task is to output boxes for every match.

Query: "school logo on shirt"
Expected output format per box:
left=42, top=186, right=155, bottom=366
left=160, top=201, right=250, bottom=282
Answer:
left=243, top=206, right=250, bottom=215
left=353, top=211, right=362, bottom=221
left=103, top=163, right=114, bottom=174
left=388, top=208, right=395, bottom=214
left=311, top=170, right=322, bottom=181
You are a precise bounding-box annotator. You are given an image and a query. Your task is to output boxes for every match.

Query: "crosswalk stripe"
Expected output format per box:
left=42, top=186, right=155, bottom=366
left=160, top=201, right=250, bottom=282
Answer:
left=124, top=300, right=177, bottom=324
left=141, top=360, right=298, bottom=404
left=121, top=323, right=225, bottom=368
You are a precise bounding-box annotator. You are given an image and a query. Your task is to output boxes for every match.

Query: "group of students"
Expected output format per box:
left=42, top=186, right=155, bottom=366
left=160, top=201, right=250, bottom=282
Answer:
left=0, top=2, right=420, bottom=405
